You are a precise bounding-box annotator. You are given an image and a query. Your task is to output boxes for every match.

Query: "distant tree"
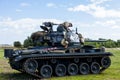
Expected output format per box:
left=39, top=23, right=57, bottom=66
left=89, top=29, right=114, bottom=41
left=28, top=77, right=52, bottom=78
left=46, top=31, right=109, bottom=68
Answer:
left=23, top=37, right=33, bottom=48
left=104, top=39, right=116, bottom=48
left=95, top=42, right=100, bottom=48
left=84, top=38, right=119, bottom=48
left=14, top=41, right=22, bottom=48
left=98, top=38, right=106, bottom=40
left=117, top=40, right=120, bottom=47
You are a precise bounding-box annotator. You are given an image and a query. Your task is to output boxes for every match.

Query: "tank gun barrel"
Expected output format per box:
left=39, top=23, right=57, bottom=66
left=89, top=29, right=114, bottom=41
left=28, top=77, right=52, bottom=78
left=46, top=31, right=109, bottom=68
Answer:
left=52, top=23, right=59, bottom=25
left=42, top=22, right=59, bottom=26
left=85, top=40, right=107, bottom=42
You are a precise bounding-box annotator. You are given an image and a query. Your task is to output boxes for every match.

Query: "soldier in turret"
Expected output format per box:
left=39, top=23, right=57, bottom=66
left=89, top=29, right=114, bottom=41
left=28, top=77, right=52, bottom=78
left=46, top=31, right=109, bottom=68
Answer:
left=57, top=22, right=72, bottom=48
left=57, top=22, right=72, bottom=32
left=77, top=33, right=84, bottom=45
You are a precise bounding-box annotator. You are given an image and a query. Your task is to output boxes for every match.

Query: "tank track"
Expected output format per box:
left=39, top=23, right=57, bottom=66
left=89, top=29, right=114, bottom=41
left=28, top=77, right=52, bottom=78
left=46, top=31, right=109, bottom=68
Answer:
left=22, top=55, right=111, bottom=79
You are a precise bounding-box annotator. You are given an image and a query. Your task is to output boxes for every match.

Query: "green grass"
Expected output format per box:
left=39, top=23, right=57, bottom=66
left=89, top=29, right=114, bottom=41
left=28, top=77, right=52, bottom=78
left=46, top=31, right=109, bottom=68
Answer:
left=0, top=49, right=4, bottom=59
left=0, top=48, right=120, bottom=80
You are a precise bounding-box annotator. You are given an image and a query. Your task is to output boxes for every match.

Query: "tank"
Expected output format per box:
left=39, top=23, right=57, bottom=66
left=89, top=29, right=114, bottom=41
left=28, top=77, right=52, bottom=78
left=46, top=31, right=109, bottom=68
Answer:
left=4, top=22, right=113, bottom=78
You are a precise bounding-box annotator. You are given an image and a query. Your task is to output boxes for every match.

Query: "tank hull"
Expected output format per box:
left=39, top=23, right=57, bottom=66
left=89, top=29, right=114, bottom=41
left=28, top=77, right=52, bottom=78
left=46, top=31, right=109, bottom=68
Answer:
left=4, top=47, right=112, bottom=78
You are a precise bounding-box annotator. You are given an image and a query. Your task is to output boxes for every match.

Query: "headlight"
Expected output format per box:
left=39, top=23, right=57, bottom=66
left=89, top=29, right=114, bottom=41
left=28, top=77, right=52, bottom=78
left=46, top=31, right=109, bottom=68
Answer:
left=101, top=46, right=105, bottom=52
left=13, top=50, right=22, bottom=56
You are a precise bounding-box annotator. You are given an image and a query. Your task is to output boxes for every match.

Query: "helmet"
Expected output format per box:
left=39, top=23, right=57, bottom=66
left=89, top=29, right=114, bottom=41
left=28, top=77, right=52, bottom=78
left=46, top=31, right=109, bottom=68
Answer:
left=63, top=22, right=72, bottom=27
left=43, top=22, right=52, bottom=27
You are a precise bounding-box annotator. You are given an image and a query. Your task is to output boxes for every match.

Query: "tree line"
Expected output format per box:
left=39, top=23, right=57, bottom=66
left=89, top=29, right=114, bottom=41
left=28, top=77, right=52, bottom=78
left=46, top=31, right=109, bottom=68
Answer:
left=13, top=37, right=120, bottom=48
left=85, top=39, right=120, bottom=48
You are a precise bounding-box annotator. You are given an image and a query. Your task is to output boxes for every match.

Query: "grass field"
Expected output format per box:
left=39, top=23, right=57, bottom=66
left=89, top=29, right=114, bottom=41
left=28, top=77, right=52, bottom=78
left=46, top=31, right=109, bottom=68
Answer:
left=0, top=48, right=120, bottom=80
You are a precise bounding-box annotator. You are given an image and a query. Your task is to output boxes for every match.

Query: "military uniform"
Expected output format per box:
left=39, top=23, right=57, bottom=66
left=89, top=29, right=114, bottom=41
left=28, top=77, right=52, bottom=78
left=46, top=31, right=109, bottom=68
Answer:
left=57, top=22, right=72, bottom=48
left=57, top=22, right=72, bottom=32
left=77, top=33, right=84, bottom=45
left=57, top=24, right=66, bottom=32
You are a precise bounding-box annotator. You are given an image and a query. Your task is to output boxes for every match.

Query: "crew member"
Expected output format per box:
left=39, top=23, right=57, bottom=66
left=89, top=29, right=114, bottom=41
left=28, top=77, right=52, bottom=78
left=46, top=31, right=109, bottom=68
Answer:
left=57, top=22, right=72, bottom=48
left=77, top=33, right=84, bottom=45
left=57, top=22, right=72, bottom=32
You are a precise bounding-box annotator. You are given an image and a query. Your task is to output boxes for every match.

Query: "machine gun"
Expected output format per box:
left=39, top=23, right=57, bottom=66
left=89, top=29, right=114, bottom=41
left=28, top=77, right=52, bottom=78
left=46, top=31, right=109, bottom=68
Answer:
left=40, top=22, right=59, bottom=33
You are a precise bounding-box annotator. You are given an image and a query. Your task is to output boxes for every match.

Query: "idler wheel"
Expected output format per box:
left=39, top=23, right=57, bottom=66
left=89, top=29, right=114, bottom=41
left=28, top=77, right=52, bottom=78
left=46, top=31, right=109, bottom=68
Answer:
left=68, top=63, right=78, bottom=75
left=23, top=59, right=38, bottom=73
left=55, top=64, right=66, bottom=77
left=91, top=62, right=100, bottom=74
left=40, top=65, right=52, bottom=78
left=79, top=63, right=90, bottom=75
left=101, top=56, right=111, bottom=68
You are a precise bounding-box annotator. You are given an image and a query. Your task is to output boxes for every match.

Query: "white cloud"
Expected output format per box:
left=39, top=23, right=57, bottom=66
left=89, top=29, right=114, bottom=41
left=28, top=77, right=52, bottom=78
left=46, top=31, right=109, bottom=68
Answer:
left=0, top=18, right=62, bottom=28
left=68, top=0, right=120, bottom=18
left=96, top=20, right=116, bottom=26
left=0, top=17, right=120, bottom=44
left=90, top=0, right=111, bottom=4
left=112, top=25, right=120, bottom=29
left=68, top=5, right=90, bottom=12
left=0, top=17, right=62, bottom=44
left=71, top=19, right=120, bottom=41
left=16, top=9, right=22, bottom=12
left=95, top=20, right=120, bottom=29
left=105, top=20, right=116, bottom=25
left=46, top=3, right=56, bottom=7
left=20, top=3, right=30, bottom=7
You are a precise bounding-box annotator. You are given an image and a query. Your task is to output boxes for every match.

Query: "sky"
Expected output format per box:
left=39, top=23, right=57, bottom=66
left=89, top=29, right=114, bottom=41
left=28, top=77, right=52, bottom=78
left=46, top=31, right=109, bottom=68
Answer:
left=0, top=0, right=120, bottom=44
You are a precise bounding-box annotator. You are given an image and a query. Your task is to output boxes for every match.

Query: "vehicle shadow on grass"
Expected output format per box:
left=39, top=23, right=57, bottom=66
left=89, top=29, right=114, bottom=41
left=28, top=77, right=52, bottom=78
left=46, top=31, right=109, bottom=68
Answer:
left=0, top=72, right=39, bottom=80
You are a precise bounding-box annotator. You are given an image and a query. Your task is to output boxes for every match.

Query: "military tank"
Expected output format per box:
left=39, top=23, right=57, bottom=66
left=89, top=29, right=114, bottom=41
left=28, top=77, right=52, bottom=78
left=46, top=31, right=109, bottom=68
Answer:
left=4, top=22, right=113, bottom=78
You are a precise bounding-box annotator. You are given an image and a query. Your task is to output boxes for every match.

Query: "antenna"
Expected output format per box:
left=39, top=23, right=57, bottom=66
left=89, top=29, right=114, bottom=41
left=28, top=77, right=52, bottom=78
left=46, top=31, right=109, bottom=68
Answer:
left=76, top=27, right=78, bottom=34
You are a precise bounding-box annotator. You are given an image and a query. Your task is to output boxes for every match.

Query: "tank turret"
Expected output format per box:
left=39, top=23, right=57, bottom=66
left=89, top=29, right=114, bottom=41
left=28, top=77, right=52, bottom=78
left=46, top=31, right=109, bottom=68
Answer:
left=31, top=22, right=85, bottom=47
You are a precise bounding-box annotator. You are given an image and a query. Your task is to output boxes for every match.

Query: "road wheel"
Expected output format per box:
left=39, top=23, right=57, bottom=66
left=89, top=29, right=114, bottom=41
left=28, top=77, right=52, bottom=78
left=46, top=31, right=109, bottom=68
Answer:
left=101, top=56, right=111, bottom=68
left=68, top=63, right=78, bottom=75
left=40, top=65, right=52, bottom=78
left=79, top=63, right=90, bottom=75
left=91, top=62, right=100, bottom=74
left=55, top=64, right=66, bottom=77
left=23, top=59, right=38, bottom=73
